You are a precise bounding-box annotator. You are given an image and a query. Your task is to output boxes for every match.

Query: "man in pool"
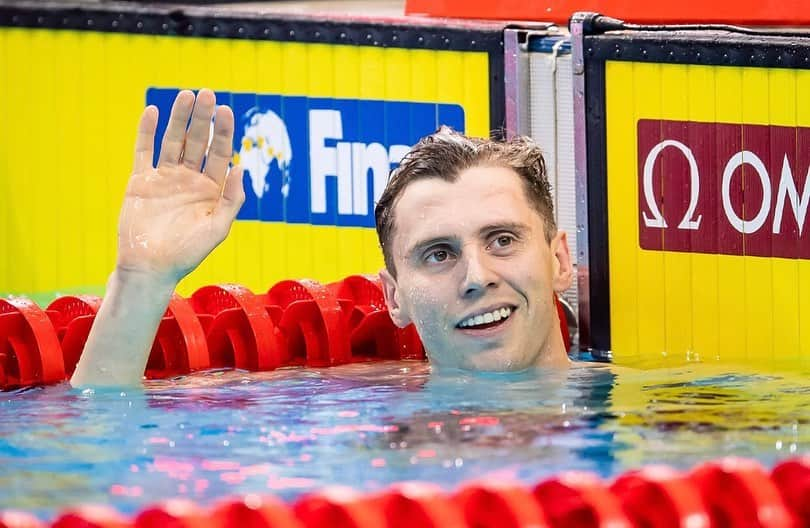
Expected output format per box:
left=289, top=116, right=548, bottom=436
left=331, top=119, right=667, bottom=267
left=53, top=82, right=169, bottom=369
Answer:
left=70, top=89, right=574, bottom=387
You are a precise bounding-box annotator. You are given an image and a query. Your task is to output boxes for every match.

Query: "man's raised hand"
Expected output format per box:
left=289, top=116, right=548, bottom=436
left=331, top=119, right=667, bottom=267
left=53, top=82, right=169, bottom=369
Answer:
left=118, top=89, right=245, bottom=283
left=71, top=90, right=245, bottom=387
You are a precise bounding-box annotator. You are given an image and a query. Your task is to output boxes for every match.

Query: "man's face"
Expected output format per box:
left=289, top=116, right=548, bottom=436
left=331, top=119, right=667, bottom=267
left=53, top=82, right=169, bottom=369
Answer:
left=380, top=165, right=573, bottom=371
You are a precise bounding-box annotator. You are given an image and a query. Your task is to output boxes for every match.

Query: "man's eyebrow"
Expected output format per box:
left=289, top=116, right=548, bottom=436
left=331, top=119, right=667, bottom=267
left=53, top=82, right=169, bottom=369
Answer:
left=478, top=222, right=529, bottom=236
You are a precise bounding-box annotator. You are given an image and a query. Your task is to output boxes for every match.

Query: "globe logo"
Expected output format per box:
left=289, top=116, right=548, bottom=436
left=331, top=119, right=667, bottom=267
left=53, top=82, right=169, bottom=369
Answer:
left=235, top=107, right=293, bottom=199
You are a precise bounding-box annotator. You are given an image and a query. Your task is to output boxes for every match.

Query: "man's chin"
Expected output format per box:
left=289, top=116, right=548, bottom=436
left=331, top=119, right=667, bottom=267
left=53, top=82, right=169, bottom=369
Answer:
left=429, top=349, right=537, bottom=373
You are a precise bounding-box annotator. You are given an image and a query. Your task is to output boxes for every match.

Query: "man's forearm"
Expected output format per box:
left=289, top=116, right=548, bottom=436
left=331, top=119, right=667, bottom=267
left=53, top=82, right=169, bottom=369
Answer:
left=70, top=269, right=177, bottom=388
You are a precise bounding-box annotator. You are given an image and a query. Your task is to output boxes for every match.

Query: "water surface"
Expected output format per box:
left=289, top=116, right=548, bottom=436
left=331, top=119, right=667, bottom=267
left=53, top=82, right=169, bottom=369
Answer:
left=1, top=360, right=808, bottom=519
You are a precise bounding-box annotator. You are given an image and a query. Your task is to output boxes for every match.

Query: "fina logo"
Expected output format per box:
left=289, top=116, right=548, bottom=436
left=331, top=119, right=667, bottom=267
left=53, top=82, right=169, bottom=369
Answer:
left=147, top=89, right=465, bottom=228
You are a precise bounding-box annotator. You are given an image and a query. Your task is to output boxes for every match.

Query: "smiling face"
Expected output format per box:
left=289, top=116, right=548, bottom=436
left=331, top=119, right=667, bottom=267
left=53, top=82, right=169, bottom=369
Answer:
left=379, top=165, right=573, bottom=371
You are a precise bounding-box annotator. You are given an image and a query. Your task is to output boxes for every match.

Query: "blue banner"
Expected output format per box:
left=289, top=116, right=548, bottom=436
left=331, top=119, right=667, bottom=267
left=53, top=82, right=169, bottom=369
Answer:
left=147, top=89, right=465, bottom=228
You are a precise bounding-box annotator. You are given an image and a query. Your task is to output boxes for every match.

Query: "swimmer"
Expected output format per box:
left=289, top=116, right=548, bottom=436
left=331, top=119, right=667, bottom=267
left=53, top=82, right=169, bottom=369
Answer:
left=70, top=89, right=573, bottom=387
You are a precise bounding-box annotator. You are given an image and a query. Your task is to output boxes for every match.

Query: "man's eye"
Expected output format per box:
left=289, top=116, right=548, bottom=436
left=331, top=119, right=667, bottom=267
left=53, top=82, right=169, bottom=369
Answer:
left=425, top=249, right=451, bottom=264
left=491, top=234, right=515, bottom=249
left=496, top=235, right=513, bottom=247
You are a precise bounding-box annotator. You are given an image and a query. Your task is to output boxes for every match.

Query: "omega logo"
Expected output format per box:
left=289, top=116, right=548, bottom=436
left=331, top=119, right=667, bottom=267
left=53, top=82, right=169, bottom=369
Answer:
left=636, top=119, right=810, bottom=258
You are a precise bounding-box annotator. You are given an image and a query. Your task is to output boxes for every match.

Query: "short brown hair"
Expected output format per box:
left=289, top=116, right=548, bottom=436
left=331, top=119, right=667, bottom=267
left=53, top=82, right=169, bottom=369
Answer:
left=374, top=127, right=556, bottom=276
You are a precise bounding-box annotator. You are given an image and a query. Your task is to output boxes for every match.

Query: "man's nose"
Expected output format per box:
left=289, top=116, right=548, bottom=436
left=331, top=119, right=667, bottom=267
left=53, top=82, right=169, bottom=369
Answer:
left=459, top=248, right=499, bottom=298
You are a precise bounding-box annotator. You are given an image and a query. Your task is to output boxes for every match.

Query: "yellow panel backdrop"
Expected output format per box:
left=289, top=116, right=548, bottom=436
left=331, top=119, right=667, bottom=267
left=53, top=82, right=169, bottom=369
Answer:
left=0, top=28, right=491, bottom=300
left=606, top=60, right=810, bottom=368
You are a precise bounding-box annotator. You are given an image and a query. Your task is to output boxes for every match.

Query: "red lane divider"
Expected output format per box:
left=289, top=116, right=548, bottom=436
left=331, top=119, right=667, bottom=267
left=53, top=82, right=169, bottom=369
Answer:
left=293, top=489, right=387, bottom=528
left=0, top=298, right=64, bottom=388
left=455, top=484, right=551, bottom=527
left=772, top=457, right=810, bottom=528
left=133, top=500, right=208, bottom=528
left=266, top=280, right=350, bottom=367
left=191, top=285, right=283, bottom=372
left=610, top=466, right=710, bottom=528
left=329, top=275, right=424, bottom=362
left=6, top=457, right=810, bottom=528
left=45, top=296, right=101, bottom=377
left=690, top=458, right=796, bottom=528
left=51, top=505, right=130, bottom=528
left=375, top=483, right=465, bottom=528
left=145, top=294, right=210, bottom=379
left=0, top=273, right=579, bottom=390
left=533, top=471, right=631, bottom=527
left=210, top=497, right=304, bottom=528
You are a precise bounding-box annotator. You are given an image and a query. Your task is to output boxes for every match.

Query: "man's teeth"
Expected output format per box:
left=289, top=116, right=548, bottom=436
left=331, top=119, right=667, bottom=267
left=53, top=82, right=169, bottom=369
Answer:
left=459, top=307, right=512, bottom=328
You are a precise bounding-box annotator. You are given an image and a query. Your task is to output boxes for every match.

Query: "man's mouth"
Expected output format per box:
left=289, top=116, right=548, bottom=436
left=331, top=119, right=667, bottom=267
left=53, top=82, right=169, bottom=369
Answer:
left=457, top=306, right=515, bottom=330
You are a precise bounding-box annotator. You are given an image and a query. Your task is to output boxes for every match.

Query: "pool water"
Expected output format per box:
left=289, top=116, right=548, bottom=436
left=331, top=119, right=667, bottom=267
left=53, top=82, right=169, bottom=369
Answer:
left=1, top=359, right=808, bottom=520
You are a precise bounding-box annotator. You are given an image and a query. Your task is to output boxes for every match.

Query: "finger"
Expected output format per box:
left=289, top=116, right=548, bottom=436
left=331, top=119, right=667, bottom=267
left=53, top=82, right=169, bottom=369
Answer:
left=213, top=166, right=245, bottom=244
left=203, top=105, right=235, bottom=186
left=133, top=105, right=158, bottom=174
left=157, top=90, right=195, bottom=167
left=220, top=164, right=246, bottom=214
left=181, top=89, right=217, bottom=171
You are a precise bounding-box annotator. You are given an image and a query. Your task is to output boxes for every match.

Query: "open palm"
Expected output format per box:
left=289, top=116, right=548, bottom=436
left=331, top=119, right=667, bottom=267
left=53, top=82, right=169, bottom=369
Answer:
left=117, top=90, right=245, bottom=282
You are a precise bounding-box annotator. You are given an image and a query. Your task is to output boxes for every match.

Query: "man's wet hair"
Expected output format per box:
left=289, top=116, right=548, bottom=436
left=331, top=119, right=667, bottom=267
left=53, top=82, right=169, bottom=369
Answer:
left=374, top=127, right=557, bottom=277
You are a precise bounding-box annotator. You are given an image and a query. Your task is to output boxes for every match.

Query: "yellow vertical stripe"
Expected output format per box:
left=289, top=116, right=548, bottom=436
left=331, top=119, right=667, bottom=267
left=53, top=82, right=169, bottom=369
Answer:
left=104, top=33, right=144, bottom=292
left=334, top=44, right=362, bottom=280
left=52, top=31, right=83, bottom=293
left=307, top=44, right=339, bottom=283
left=28, top=30, right=57, bottom=292
left=740, top=67, right=773, bottom=363
left=360, top=46, right=387, bottom=275
left=463, top=52, right=490, bottom=137
left=0, top=28, right=6, bottom=293
left=280, top=42, right=313, bottom=281
left=687, top=65, right=719, bottom=363
left=78, top=31, right=110, bottom=290
left=796, top=70, right=810, bottom=363
left=410, top=48, right=437, bottom=103
left=385, top=48, right=411, bottom=102
left=228, top=39, right=263, bottom=292
left=253, top=40, right=287, bottom=292
left=7, top=29, right=34, bottom=294
left=633, top=62, right=667, bottom=364
left=605, top=61, right=640, bottom=362
left=768, top=67, right=800, bottom=365
left=713, top=67, right=748, bottom=362
left=660, top=63, right=694, bottom=362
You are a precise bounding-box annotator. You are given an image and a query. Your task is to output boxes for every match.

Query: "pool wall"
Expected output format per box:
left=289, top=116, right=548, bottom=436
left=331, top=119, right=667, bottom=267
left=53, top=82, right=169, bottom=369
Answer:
left=572, top=14, right=810, bottom=366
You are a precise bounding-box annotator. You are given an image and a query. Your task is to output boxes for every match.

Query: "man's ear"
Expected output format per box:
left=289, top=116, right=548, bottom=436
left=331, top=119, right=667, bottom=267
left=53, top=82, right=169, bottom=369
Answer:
left=550, top=231, right=574, bottom=292
left=379, top=269, right=411, bottom=328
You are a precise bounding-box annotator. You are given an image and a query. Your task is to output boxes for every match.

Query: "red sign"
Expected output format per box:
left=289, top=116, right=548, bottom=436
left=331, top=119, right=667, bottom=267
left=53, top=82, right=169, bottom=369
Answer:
left=637, top=119, right=810, bottom=258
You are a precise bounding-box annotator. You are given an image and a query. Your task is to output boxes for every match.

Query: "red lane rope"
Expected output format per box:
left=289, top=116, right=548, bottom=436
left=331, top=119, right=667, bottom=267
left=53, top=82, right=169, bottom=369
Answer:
left=1, top=457, right=808, bottom=528
left=0, top=276, right=581, bottom=390
left=0, top=275, right=432, bottom=390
